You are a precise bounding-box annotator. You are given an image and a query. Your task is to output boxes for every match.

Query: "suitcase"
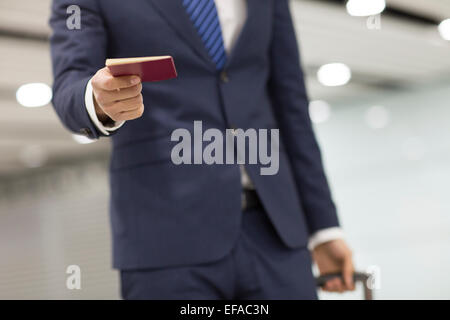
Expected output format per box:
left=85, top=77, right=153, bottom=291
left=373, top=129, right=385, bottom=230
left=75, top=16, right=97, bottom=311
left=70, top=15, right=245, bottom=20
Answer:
left=316, top=272, right=373, bottom=300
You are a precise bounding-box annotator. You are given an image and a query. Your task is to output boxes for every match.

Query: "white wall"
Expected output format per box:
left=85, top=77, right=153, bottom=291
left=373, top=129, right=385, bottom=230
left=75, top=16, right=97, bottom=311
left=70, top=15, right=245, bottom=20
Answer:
left=317, top=78, right=450, bottom=299
left=0, top=163, right=120, bottom=299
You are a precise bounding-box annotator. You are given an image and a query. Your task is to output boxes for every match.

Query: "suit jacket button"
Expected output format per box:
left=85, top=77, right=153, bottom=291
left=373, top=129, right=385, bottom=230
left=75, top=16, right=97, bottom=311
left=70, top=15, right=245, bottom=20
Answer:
left=79, top=128, right=92, bottom=137
left=220, top=71, right=229, bottom=83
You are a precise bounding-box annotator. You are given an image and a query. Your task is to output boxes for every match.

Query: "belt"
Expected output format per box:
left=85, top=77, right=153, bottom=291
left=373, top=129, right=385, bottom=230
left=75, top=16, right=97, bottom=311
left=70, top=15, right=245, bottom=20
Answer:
left=241, top=189, right=263, bottom=211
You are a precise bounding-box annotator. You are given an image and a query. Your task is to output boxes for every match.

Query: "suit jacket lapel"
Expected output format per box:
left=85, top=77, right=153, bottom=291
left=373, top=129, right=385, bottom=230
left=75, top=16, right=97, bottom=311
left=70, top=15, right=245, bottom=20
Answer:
left=148, top=0, right=216, bottom=70
left=225, top=0, right=255, bottom=69
left=148, top=0, right=259, bottom=71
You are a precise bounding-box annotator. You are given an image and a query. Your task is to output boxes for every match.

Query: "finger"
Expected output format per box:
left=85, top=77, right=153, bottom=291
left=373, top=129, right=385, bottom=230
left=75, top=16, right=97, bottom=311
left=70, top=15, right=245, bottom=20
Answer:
left=94, top=83, right=142, bottom=104
left=324, top=278, right=341, bottom=292
left=103, top=94, right=143, bottom=115
left=106, top=95, right=144, bottom=121
left=331, top=278, right=345, bottom=293
left=323, top=281, right=335, bottom=292
left=337, top=279, right=345, bottom=293
left=94, top=68, right=141, bottom=91
left=115, top=104, right=145, bottom=121
left=342, top=257, right=355, bottom=291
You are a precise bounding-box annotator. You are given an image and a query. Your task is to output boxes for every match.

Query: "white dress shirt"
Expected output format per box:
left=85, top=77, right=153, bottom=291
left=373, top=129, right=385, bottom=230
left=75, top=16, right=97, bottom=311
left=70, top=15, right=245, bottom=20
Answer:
left=84, top=0, right=344, bottom=249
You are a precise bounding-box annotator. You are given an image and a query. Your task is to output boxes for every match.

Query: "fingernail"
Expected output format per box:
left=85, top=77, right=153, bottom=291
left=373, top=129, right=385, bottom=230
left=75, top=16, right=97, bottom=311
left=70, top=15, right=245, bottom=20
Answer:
left=131, top=77, right=140, bottom=85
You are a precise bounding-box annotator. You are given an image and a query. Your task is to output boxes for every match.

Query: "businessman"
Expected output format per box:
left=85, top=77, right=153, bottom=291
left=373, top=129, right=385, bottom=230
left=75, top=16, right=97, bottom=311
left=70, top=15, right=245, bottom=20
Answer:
left=50, top=0, right=354, bottom=299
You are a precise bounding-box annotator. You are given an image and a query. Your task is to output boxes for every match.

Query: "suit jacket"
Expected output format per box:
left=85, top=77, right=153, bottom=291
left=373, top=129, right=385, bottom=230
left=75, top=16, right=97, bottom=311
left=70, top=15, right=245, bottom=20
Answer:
left=50, top=0, right=339, bottom=269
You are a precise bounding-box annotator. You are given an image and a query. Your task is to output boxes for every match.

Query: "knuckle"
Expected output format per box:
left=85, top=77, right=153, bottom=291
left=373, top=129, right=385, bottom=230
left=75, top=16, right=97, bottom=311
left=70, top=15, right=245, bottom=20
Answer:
left=138, top=105, right=144, bottom=116
left=133, top=94, right=143, bottom=104
left=131, top=84, right=142, bottom=96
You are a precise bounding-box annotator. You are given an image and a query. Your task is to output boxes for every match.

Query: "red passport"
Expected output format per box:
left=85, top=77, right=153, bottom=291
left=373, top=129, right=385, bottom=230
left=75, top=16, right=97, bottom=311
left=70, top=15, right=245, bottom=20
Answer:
left=106, top=56, right=177, bottom=82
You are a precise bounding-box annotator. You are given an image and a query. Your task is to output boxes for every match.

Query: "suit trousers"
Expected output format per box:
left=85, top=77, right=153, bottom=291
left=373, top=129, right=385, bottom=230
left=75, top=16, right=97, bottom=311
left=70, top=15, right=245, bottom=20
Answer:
left=120, top=206, right=318, bottom=300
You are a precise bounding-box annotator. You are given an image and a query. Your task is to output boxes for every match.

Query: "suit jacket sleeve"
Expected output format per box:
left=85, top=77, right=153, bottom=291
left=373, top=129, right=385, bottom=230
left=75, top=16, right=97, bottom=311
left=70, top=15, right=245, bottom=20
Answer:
left=49, top=0, right=108, bottom=139
left=268, top=0, right=340, bottom=234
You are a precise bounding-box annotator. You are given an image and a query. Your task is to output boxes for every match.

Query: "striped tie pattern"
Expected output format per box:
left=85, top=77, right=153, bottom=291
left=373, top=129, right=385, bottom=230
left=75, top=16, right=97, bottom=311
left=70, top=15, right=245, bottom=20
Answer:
left=182, top=0, right=227, bottom=70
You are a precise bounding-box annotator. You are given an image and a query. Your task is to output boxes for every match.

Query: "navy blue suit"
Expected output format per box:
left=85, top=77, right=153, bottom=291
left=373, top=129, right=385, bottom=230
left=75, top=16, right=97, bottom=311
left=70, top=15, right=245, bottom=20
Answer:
left=50, top=0, right=339, bottom=299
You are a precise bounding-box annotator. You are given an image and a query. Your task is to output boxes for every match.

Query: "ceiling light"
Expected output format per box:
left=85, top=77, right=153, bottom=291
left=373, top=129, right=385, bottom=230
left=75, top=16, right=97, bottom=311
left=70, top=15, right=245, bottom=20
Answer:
left=346, top=0, right=386, bottom=17
left=438, top=19, right=450, bottom=41
left=16, top=83, right=52, bottom=108
left=317, top=63, right=352, bottom=87
left=72, top=134, right=96, bottom=144
left=309, top=100, right=331, bottom=124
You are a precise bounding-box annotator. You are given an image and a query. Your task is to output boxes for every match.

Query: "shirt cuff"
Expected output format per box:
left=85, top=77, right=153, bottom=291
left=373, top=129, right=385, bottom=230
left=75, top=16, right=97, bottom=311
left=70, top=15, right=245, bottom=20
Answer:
left=85, top=79, right=125, bottom=136
left=308, top=227, right=345, bottom=250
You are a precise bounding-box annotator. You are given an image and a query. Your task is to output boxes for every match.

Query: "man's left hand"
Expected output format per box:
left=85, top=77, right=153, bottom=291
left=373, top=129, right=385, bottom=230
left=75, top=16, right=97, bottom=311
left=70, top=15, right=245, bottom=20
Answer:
left=312, top=239, right=355, bottom=292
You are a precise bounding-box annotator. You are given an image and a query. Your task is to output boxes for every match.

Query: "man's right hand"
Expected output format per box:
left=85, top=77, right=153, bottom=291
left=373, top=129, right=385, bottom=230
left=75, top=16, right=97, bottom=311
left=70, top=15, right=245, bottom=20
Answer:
left=91, top=67, right=144, bottom=124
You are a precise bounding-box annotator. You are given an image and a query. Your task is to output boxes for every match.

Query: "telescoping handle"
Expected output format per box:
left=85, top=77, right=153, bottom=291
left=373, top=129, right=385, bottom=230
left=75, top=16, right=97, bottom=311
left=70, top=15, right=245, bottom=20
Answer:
left=315, top=272, right=373, bottom=300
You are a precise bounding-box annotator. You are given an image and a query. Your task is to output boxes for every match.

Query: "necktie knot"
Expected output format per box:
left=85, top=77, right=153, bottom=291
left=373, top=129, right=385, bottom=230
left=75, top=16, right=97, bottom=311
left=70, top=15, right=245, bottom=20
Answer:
left=182, top=0, right=227, bottom=70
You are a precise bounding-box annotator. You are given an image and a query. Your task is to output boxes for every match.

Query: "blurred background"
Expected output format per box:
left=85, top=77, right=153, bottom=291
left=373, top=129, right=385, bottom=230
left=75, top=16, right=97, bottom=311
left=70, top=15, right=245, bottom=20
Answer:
left=0, top=0, right=450, bottom=299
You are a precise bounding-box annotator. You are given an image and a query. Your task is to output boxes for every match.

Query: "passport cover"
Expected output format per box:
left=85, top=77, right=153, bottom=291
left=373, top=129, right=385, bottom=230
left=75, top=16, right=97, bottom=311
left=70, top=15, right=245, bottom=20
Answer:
left=106, top=56, right=177, bottom=82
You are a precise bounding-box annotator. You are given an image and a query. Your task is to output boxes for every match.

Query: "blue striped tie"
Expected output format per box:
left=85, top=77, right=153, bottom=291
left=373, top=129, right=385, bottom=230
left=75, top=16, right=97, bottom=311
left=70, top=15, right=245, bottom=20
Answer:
left=182, top=0, right=227, bottom=70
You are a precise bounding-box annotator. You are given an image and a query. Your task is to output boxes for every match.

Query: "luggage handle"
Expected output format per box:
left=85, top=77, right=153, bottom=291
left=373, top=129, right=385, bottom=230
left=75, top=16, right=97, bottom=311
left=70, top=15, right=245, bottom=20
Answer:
left=316, top=271, right=374, bottom=300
